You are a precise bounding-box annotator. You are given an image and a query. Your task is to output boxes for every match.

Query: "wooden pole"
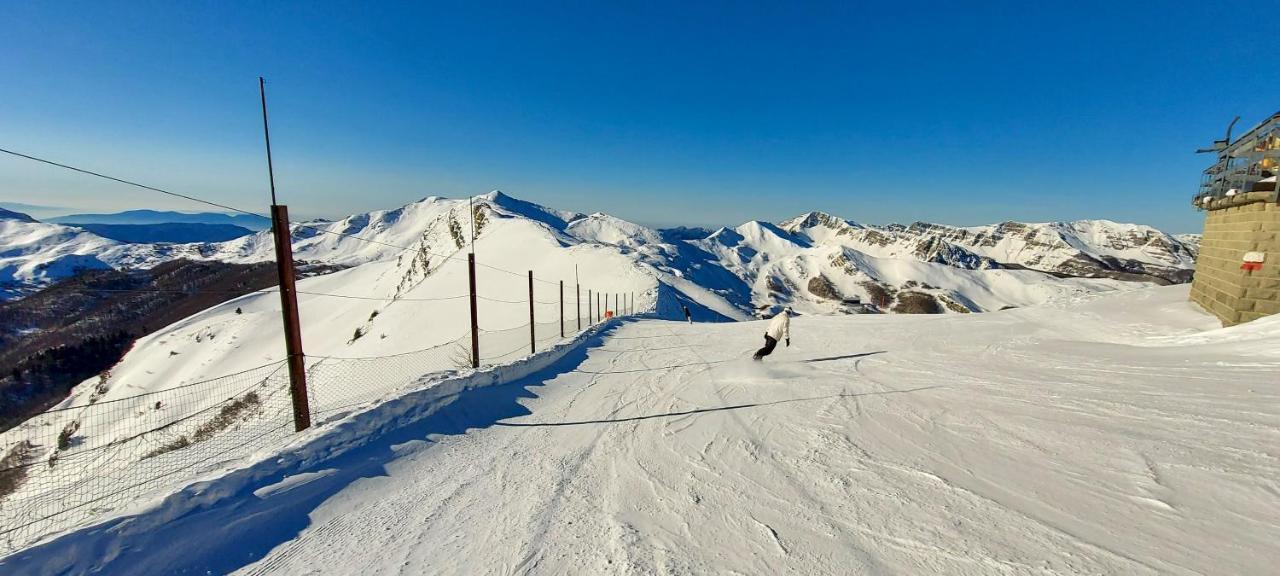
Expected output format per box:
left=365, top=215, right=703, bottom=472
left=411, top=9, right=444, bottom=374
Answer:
left=269, top=205, right=310, bottom=432
left=468, top=253, right=479, bottom=368
left=528, top=271, right=535, bottom=355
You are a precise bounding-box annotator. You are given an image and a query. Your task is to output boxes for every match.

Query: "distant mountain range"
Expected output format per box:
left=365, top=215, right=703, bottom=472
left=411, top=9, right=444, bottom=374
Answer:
left=1, top=192, right=1199, bottom=314
left=47, top=209, right=272, bottom=230
left=68, top=223, right=255, bottom=244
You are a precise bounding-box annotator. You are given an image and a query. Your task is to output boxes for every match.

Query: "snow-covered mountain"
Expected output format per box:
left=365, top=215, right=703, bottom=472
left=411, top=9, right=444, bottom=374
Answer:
left=2, top=194, right=1197, bottom=316
left=1, top=213, right=120, bottom=299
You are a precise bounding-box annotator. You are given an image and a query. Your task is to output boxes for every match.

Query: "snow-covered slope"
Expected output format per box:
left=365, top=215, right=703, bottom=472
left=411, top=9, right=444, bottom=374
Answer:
left=7, top=285, right=1278, bottom=574
left=0, top=191, right=687, bottom=552
left=0, top=217, right=120, bottom=299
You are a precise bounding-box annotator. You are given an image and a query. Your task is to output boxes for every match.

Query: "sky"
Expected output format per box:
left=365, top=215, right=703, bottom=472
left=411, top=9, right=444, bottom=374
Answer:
left=1, top=1, right=1276, bottom=233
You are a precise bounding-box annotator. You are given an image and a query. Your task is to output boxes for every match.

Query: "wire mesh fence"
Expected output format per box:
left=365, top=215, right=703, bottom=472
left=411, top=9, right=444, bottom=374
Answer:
left=0, top=273, right=635, bottom=555
left=0, top=361, right=292, bottom=553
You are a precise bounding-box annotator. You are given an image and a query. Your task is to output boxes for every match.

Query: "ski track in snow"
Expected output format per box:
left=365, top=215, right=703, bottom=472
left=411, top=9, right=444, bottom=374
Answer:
left=5, top=286, right=1279, bottom=575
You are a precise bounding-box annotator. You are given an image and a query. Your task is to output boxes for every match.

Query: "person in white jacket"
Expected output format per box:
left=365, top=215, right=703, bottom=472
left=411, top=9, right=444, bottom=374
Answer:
left=753, top=308, right=791, bottom=361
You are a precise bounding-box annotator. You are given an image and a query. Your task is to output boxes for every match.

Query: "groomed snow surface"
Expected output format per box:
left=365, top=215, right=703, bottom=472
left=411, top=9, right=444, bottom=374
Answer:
left=5, top=285, right=1279, bottom=575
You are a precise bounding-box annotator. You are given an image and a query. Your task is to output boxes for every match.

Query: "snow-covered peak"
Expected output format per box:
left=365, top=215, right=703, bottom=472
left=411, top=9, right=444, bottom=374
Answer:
left=477, top=190, right=583, bottom=232
left=779, top=211, right=863, bottom=234
left=0, top=219, right=120, bottom=298
left=734, top=220, right=809, bottom=251
left=564, top=212, right=663, bottom=248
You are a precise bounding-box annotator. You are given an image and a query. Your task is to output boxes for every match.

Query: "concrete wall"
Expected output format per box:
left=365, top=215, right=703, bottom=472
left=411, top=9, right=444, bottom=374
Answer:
left=1190, top=199, right=1280, bottom=325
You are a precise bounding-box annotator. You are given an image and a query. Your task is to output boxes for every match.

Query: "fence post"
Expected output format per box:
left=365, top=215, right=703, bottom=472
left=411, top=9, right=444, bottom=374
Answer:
left=588, top=289, right=593, bottom=323
left=528, top=270, right=535, bottom=355
left=559, top=280, right=565, bottom=338
left=468, top=253, right=479, bottom=368
left=596, top=292, right=601, bottom=323
left=269, top=205, right=311, bottom=432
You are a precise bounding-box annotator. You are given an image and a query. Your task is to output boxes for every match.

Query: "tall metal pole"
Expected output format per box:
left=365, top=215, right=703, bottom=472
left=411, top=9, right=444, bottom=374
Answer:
left=468, top=253, right=479, bottom=368
left=588, top=289, right=593, bottom=324
left=261, top=78, right=309, bottom=432
left=528, top=271, right=535, bottom=355
left=577, top=283, right=581, bottom=331
left=260, top=77, right=278, bottom=207
left=559, top=280, right=565, bottom=338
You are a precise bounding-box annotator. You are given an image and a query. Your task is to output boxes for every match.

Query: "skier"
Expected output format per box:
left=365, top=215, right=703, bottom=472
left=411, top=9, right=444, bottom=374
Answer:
left=682, top=304, right=692, bottom=324
left=753, top=308, right=791, bottom=361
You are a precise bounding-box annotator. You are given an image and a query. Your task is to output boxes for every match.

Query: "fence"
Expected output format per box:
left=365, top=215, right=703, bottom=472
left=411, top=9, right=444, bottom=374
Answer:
left=0, top=258, right=639, bottom=555
left=0, top=108, right=650, bottom=554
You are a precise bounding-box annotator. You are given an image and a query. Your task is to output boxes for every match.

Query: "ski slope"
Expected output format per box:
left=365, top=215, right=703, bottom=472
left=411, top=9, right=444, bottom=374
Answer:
left=7, top=285, right=1278, bottom=574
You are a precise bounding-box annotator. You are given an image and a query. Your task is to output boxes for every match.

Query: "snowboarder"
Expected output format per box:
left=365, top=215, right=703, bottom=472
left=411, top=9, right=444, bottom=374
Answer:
left=682, top=304, right=692, bottom=324
left=753, top=308, right=791, bottom=361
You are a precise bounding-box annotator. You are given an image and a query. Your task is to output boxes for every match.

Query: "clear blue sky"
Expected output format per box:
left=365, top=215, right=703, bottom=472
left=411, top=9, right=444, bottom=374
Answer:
left=2, top=1, right=1275, bottom=233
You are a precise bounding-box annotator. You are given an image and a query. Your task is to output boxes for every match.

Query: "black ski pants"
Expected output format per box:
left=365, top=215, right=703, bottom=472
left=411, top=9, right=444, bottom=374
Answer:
left=754, top=335, right=778, bottom=359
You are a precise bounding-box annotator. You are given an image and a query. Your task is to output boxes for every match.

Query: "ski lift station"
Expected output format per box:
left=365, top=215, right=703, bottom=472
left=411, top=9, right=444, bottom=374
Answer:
left=1190, top=111, right=1280, bottom=325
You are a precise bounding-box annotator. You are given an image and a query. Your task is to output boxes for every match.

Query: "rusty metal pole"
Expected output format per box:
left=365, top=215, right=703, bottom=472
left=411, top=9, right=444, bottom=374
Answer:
left=528, top=271, right=535, bottom=355
left=270, top=205, right=310, bottom=432
left=559, top=280, right=564, bottom=338
left=468, top=253, right=479, bottom=368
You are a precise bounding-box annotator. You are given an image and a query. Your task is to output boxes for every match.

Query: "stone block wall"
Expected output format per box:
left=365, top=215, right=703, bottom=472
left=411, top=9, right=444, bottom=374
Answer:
left=1190, top=199, right=1280, bottom=325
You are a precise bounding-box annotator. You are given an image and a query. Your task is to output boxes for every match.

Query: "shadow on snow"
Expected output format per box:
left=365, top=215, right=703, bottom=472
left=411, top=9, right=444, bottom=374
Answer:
left=1, top=324, right=903, bottom=575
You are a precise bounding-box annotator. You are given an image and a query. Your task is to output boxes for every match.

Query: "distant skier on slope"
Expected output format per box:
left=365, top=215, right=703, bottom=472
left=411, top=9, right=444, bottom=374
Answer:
left=753, top=308, right=791, bottom=361
left=682, top=304, right=692, bottom=324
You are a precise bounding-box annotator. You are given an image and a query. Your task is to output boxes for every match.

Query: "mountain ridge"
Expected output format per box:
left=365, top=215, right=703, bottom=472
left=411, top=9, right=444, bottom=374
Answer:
left=49, top=209, right=272, bottom=230
left=2, top=193, right=1198, bottom=314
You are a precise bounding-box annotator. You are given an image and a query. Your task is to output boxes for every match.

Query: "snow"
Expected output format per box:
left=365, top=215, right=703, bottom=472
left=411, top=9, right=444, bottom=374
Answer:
left=6, top=285, right=1278, bottom=574
left=2, top=192, right=1198, bottom=320
left=0, top=219, right=119, bottom=294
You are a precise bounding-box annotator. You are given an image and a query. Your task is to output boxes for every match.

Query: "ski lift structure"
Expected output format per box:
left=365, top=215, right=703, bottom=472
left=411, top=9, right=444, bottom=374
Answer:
left=1194, top=111, right=1280, bottom=209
